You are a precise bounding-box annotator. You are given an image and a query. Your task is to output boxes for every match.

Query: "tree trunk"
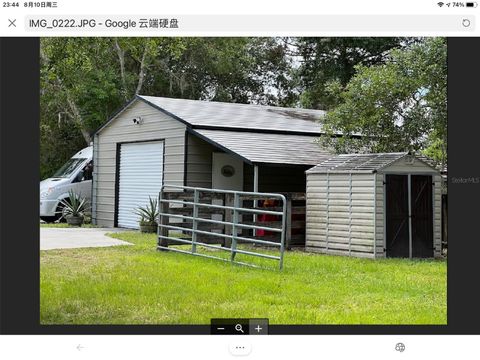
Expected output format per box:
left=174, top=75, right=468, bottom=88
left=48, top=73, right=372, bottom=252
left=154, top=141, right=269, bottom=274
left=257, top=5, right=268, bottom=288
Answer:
left=66, top=96, right=91, bottom=144
left=135, top=43, right=148, bottom=95
left=114, top=39, right=129, bottom=101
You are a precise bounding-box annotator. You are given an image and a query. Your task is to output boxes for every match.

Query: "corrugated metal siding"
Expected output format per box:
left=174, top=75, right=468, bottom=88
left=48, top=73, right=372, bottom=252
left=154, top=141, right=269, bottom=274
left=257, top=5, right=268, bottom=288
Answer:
left=185, top=133, right=215, bottom=188
left=91, top=134, right=99, bottom=224
left=192, top=129, right=333, bottom=166
left=139, top=95, right=325, bottom=134
left=305, top=173, right=376, bottom=258
left=94, top=100, right=186, bottom=227
left=117, top=141, right=164, bottom=229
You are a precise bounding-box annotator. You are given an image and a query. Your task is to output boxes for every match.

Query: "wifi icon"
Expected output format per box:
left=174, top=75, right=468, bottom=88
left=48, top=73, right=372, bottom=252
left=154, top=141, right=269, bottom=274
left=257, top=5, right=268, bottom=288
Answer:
left=438, top=1, right=444, bottom=6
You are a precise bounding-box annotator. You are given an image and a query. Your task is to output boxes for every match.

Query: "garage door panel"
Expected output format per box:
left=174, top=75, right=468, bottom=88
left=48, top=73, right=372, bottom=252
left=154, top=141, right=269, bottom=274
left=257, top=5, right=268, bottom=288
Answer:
left=117, top=141, right=164, bottom=229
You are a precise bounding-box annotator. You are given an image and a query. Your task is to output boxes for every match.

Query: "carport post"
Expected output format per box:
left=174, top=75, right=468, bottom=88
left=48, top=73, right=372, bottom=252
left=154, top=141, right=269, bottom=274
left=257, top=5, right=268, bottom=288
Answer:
left=254, top=164, right=259, bottom=192
left=253, top=164, right=259, bottom=236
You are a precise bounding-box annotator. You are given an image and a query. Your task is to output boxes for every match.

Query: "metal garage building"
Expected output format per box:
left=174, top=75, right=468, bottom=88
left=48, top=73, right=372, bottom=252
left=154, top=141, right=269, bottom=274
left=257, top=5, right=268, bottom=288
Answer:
left=305, top=153, right=442, bottom=259
left=92, top=95, right=333, bottom=229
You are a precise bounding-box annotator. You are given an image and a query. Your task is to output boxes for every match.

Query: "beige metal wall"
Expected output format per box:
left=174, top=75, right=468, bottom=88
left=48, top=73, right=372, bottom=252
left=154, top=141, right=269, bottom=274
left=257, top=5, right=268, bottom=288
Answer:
left=305, top=173, right=377, bottom=258
left=93, top=100, right=186, bottom=227
left=185, top=133, right=215, bottom=188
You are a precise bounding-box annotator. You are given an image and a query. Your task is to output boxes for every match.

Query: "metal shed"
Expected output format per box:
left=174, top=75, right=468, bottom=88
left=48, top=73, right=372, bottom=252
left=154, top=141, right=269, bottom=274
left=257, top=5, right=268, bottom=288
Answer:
left=305, top=153, right=442, bottom=259
left=92, top=95, right=333, bottom=232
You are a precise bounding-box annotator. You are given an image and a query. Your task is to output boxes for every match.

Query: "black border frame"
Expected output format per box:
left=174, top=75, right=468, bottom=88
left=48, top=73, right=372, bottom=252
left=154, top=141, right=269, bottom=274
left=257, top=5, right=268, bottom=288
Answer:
left=1, top=37, right=480, bottom=335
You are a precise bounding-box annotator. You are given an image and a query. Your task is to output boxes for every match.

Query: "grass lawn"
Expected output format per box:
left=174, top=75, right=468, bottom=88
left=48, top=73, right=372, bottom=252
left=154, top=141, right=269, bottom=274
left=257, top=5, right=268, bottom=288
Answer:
left=40, top=231, right=447, bottom=325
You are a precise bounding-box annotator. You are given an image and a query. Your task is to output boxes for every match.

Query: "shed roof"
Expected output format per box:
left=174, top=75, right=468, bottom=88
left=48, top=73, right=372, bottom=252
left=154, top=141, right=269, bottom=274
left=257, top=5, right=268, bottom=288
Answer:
left=306, top=153, right=439, bottom=174
left=138, top=95, right=325, bottom=135
left=191, top=129, right=333, bottom=166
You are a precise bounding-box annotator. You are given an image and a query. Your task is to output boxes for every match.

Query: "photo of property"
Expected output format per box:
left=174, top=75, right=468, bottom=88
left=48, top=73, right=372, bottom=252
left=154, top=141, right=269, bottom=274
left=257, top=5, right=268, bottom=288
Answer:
left=39, top=37, right=447, bottom=325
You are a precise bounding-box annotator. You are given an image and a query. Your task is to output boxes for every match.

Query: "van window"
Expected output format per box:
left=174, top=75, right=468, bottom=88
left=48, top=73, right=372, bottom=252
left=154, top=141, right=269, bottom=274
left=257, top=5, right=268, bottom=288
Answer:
left=82, top=161, right=93, bottom=181
left=52, top=158, right=87, bottom=178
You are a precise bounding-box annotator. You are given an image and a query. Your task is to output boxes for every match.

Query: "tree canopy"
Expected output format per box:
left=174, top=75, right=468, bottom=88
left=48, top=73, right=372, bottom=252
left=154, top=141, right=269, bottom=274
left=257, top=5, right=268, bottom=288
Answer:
left=295, top=37, right=407, bottom=110
left=40, top=37, right=447, bottom=179
left=40, top=37, right=292, bottom=178
left=318, top=38, right=447, bottom=167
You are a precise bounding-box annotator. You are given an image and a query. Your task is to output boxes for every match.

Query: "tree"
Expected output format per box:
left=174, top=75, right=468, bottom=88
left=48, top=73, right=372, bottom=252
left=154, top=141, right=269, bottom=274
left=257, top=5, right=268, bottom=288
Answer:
left=155, top=37, right=294, bottom=105
left=318, top=38, right=447, bottom=167
left=39, top=37, right=296, bottom=178
left=294, top=37, right=406, bottom=109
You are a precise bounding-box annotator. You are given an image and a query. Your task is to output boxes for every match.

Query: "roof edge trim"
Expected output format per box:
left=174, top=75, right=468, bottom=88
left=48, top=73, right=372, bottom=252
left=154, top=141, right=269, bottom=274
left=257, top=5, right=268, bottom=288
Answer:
left=136, top=95, right=192, bottom=128
left=191, top=124, right=322, bottom=137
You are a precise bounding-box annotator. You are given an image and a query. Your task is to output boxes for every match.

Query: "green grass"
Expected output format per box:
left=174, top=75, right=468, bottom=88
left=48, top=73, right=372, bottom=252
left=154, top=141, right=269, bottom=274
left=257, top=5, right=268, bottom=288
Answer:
left=40, top=232, right=447, bottom=325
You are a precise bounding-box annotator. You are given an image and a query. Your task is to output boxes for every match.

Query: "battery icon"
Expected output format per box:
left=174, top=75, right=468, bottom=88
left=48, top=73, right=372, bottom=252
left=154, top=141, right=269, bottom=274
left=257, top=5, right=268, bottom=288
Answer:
left=466, top=2, right=477, bottom=7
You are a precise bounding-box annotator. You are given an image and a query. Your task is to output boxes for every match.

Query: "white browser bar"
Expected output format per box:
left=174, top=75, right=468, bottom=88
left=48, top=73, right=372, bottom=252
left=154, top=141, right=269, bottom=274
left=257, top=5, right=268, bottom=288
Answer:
left=1, top=335, right=480, bottom=360
left=12, top=14, right=475, bottom=36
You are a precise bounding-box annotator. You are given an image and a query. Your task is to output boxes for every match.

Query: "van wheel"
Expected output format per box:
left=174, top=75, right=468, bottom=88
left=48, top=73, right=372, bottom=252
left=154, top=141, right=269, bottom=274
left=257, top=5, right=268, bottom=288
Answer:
left=40, top=216, right=58, bottom=223
left=56, top=201, right=68, bottom=223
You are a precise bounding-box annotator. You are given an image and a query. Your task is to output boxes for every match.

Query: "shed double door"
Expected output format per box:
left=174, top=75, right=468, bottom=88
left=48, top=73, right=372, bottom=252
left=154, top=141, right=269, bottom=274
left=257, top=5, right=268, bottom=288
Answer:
left=385, top=174, right=433, bottom=258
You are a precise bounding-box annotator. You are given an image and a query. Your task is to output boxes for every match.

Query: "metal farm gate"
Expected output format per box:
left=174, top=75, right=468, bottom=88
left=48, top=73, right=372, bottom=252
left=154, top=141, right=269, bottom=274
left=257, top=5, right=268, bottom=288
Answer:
left=157, top=185, right=287, bottom=269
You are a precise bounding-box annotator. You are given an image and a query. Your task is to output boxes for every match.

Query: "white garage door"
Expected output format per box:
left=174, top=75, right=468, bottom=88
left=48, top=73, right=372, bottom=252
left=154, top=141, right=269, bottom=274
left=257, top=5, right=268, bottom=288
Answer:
left=117, top=141, right=164, bottom=229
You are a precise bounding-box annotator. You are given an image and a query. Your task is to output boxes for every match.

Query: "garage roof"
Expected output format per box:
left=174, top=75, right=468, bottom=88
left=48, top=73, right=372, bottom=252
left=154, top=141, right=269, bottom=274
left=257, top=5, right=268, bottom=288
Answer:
left=306, top=153, right=439, bottom=174
left=138, top=95, right=325, bottom=135
left=191, top=129, right=333, bottom=166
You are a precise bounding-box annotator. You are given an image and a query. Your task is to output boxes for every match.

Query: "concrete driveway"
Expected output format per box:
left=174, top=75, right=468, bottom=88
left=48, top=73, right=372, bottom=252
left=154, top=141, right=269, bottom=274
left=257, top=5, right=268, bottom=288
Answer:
left=40, top=227, right=133, bottom=250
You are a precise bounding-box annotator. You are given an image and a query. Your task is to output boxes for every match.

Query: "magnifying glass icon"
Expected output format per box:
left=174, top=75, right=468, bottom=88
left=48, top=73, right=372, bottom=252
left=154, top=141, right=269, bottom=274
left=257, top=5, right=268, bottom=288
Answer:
left=235, top=324, right=244, bottom=333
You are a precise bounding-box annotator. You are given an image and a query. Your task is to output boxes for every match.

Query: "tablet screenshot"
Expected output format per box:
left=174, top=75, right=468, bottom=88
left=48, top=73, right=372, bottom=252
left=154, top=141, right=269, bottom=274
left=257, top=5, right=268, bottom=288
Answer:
left=0, top=1, right=479, bottom=359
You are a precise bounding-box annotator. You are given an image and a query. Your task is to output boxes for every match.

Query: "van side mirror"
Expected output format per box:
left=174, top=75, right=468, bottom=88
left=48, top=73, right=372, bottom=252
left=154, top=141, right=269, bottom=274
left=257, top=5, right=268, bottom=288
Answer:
left=73, top=170, right=84, bottom=183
